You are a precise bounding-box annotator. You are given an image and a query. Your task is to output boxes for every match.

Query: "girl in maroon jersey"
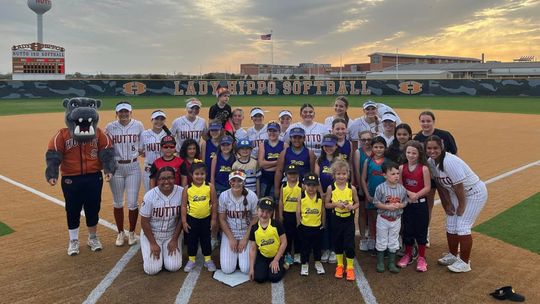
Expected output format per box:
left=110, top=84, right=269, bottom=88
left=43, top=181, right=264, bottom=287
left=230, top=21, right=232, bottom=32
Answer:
left=149, top=136, right=184, bottom=188
left=397, top=140, right=431, bottom=272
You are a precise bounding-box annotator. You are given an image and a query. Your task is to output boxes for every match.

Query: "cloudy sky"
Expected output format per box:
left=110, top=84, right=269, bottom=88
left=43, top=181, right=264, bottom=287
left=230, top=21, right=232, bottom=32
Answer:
left=1, top=0, right=539, bottom=74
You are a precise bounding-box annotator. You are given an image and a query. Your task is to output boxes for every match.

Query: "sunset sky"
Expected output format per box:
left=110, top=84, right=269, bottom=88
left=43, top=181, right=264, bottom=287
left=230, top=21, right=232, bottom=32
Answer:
left=1, top=0, right=539, bottom=74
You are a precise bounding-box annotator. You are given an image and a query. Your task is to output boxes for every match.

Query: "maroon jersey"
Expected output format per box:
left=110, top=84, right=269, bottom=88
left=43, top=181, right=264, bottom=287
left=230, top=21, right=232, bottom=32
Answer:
left=149, top=156, right=184, bottom=186
left=402, top=164, right=425, bottom=194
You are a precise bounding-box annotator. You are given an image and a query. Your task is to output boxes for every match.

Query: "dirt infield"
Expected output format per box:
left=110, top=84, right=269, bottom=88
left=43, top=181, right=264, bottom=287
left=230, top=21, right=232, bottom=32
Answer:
left=0, top=106, right=539, bottom=303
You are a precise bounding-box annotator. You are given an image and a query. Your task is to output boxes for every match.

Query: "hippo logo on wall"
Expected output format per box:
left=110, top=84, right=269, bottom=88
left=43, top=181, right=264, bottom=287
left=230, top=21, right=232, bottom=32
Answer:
left=122, top=82, right=147, bottom=95
left=399, top=81, right=423, bottom=95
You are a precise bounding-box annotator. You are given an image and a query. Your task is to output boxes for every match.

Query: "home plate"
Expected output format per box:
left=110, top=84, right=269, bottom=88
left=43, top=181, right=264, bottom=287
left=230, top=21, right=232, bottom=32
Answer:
left=213, top=270, right=250, bottom=287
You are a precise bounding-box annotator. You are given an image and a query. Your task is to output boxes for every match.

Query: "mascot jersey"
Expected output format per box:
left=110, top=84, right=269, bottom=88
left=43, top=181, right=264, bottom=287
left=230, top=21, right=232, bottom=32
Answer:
left=48, top=128, right=112, bottom=176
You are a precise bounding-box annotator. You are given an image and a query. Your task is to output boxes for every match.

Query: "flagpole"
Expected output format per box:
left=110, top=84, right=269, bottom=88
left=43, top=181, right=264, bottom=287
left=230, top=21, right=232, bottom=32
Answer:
left=396, top=48, right=399, bottom=80
left=270, top=29, right=274, bottom=79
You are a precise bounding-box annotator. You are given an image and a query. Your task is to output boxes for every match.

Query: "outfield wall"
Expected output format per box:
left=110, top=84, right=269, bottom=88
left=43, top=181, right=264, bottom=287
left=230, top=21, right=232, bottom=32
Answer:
left=1, top=79, right=540, bottom=98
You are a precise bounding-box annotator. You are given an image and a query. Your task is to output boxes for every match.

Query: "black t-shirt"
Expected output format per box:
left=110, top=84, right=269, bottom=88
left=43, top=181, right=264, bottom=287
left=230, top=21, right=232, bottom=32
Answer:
left=413, top=128, right=458, bottom=154
left=385, top=144, right=406, bottom=164
left=209, top=103, right=232, bottom=125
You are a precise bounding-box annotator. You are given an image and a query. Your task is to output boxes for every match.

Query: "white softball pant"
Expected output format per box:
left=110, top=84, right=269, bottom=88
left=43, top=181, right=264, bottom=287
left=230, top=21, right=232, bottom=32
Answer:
left=446, top=181, right=488, bottom=235
left=140, top=231, right=183, bottom=275
left=375, top=216, right=401, bottom=252
left=220, top=235, right=251, bottom=274
left=109, top=162, right=142, bottom=210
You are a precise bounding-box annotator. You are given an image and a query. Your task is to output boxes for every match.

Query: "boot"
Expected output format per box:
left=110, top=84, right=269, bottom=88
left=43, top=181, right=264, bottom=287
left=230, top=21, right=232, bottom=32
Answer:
left=376, top=251, right=385, bottom=273
left=388, top=252, right=400, bottom=273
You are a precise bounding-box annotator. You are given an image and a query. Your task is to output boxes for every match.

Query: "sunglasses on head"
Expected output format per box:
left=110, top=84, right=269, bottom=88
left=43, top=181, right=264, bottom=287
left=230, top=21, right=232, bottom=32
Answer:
left=162, top=145, right=176, bottom=149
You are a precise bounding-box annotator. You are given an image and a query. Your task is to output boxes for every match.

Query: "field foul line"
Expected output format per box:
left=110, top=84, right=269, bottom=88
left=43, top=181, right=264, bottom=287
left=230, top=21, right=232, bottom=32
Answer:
left=271, top=281, right=285, bottom=304
left=175, top=255, right=203, bottom=304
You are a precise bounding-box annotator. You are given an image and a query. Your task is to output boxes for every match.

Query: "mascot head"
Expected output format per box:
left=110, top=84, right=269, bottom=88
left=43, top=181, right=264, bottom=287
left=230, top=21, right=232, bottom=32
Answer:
left=63, top=97, right=101, bottom=141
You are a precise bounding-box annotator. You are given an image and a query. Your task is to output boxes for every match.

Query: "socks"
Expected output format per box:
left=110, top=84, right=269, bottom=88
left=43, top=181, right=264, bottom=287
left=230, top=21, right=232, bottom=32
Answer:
left=336, top=254, right=344, bottom=266
left=204, top=256, right=211, bottom=262
left=114, top=207, right=124, bottom=232
left=404, top=245, right=413, bottom=256
left=418, top=244, right=426, bottom=258
left=68, top=228, right=79, bottom=241
left=89, top=233, right=97, bottom=239
left=129, top=209, right=138, bottom=232
left=346, top=258, right=354, bottom=270
left=189, top=256, right=196, bottom=262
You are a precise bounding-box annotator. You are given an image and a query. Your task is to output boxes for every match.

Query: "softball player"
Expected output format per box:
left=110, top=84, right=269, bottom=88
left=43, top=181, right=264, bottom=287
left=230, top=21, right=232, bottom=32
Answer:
left=231, top=108, right=248, bottom=139
left=105, top=102, right=144, bottom=247
left=278, top=110, right=292, bottom=141
left=139, top=166, right=184, bottom=275
left=210, top=135, right=236, bottom=196
left=247, top=107, right=268, bottom=159
left=171, top=98, right=207, bottom=151
left=140, top=110, right=169, bottom=193
left=200, top=121, right=223, bottom=182
left=426, top=135, right=487, bottom=273
left=283, top=104, right=328, bottom=157
left=350, top=101, right=383, bottom=150
left=258, top=121, right=284, bottom=198
left=324, top=96, right=353, bottom=138
left=218, top=170, right=258, bottom=274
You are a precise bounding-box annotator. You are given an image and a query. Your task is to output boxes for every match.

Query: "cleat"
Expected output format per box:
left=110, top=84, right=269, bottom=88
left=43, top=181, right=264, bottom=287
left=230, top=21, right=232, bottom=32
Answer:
left=115, top=231, right=125, bottom=247
left=335, top=265, right=344, bottom=279
left=438, top=253, right=458, bottom=266
left=315, top=261, right=325, bottom=275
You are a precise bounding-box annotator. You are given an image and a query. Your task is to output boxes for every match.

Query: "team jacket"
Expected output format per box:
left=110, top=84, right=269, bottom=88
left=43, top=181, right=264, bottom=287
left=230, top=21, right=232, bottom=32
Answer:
left=48, top=128, right=112, bottom=176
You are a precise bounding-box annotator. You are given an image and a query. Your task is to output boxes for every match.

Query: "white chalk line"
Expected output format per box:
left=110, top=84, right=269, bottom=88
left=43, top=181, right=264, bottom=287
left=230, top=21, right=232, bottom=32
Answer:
left=175, top=254, right=204, bottom=304
left=271, top=280, right=285, bottom=304
left=354, top=258, right=377, bottom=304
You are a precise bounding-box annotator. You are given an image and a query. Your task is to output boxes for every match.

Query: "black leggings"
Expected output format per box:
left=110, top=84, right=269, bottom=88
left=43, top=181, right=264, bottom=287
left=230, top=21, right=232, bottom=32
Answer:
left=299, top=224, right=322, bottom=263
left=402, top=201, right=429, bottom=246
left=332, top=214, right=355, bottom=258
left=61, top=172, right=103, bottom=229
left=186, top=215, right=212, bottom=257
left=283, top=211, right=300, bottom=255
left=253, top=253, right=285, bottom=283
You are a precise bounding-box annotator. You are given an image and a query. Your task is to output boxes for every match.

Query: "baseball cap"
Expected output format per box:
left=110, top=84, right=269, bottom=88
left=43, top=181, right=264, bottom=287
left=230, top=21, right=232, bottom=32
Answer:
left=267, top=121, right=281, bottom=131
left=279, top=110, right=292, bottom=119
left=303, top=172, right=319, bottom=186
left=186, top=99, right=202, bottom=109
left=490, top=286, right=525, bottom=302
left=289, top=127, right=305, bottom=137
left=208, top=121, right=222, bottom=131
left=322, top=134, right=338, bottom=146
left=216, top=87, right=229, bottom=98
left=250, top=108, right=264, bottom=117
left=160, top=135, right=176, bottom=146
left=381, top=113, right=397, bottom=122
left=285, top=164, right=299, bottom=174
left=115, top=102, right=132, bottom=112
left=220, top=135, right=234, bottom=145
left=258, top=197, right=275, bottom=211
left=151, top=110, right=166, bottom=120
left=236, top=138, right=252, bottom=149
left=363, top=101, right=377, bottom=109
left=229, top=169, right=246, bottom=181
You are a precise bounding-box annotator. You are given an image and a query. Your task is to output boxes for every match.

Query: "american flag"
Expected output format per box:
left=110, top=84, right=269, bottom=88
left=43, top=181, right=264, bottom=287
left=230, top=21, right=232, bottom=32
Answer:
left=260, top=34, right=272, bottom=40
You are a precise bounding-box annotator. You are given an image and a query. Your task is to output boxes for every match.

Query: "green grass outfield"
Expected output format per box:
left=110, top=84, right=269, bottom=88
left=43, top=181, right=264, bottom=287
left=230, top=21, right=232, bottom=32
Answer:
left=0, top=95, right=539, bottom=116
left=0, top=221, right=14, bottom=237
left=474, top=193, right=540, bottom=254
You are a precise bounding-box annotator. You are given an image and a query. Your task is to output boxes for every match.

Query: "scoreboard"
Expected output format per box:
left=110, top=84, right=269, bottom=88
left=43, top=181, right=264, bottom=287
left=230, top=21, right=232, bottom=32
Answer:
left=12, top=42, right=65, bottom=80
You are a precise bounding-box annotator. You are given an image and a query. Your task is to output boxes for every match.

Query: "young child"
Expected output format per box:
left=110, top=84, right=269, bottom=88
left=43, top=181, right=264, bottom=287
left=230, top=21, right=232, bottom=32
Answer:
left=372, top=162, right=408, bottom=273
left=209, top=87, right=232, bottom=130
left=398, top=140, right=431, bottom=272
left=278, top=164, right=302, bottom=267
left=179, top=138, right=201, bottom=187
left=200, top=121, right=223, bottom=182
left=315, top=134, right=340, bottom=263
left=385, top=123, right=413, bottom=164
left=149, top=136, right=184, bottom=188
left=360, top=136, right=387, bottom=253
left=325, top=160, right=360, bottom=281
left=232, top=138, right=260, bottom=195
left=247, top=107, right=268, bottom=159
left=258, top=121, right=284, bottom=198
left=249, top=197, right=288, bottom=283
left=210, top=135, right=236, bottom=197
left=332, top=118, right=353, bottom=164
left=353, top=131, right=373, bottom=252
left=297, top=173, right=326, bottom=276
left=181, top=161, right=218, bottom=272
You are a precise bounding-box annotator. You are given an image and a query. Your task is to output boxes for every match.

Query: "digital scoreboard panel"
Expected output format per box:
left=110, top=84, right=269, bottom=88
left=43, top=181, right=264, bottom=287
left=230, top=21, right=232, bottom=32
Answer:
left=12, top=42, right=65, bottom=80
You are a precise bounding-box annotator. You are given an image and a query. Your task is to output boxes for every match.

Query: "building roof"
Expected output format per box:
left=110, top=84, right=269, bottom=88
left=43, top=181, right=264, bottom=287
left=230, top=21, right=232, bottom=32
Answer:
left=369, top=52, right=480, bottom=61
left=386, top=62, right=540, bottom=72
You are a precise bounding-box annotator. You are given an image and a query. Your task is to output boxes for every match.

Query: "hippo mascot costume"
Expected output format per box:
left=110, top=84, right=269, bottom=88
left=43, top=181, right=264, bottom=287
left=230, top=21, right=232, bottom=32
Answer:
left=45, top=97, right=116, bottom=256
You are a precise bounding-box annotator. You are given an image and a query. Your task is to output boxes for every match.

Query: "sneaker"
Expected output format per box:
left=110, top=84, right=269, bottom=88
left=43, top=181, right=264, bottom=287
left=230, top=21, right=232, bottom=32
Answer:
left=397, top=254, right=411, bottom=268
left=204, top=260, right=217, bottom=272
left=328, top=251, right=337, bottom=264
left=184, top=260, right=196, bottom=272
left=335, top=265, right=344, bottom=279
left=87, top=236, right=103, bottom=252
left=300, top=264, right=309, bottom=276
left=115, top=231, right=125, bottom=247
left=294, top=253, right=301, bottom=264
left=314, top=261, right=325, bottom=274
left=127, top=231, right=137, bottom=246
left=285, top=254, right=294, bottom=266
left=67, top=240, right=79, bottom=256
left=321, top=250, right=330, bottom=263
left=438, top=253, right=458, bottom=266
left=416, top=257, right=428, bottom=272
left=359, top=239, right=369, bottom=251
left=447, top=257, right=471, bottom=273
left=346, top=268, right=355, bottom=281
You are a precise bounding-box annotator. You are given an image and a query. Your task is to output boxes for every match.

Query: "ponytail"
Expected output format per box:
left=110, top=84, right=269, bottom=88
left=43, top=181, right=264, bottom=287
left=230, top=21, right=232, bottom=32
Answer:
left=162, top=124, right=172, bottom=136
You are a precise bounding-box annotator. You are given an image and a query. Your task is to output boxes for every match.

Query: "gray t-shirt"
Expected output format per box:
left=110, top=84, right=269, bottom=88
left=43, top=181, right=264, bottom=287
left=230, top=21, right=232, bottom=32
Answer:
left=218, top=188, right=258, bottom=240
left=373, top=182, right=408, bottom=219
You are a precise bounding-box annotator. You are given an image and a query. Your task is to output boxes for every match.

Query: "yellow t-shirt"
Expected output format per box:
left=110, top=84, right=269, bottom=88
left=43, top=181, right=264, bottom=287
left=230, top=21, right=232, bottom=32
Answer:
left=282, top=181, right=301, bottom=213
left=249, top=219, right=285, bottom=258
left=331, top=182, right=353, bottom=215
left=300, top=191, right=323, bottom=227
left=187, top=183, right=211, bottom=219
